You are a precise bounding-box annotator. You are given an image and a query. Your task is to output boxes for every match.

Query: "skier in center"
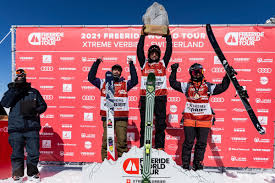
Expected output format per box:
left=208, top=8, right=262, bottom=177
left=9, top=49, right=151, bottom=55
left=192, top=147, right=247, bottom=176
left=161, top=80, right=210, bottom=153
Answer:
left=137, top=26, right=172, bottom=150
left=169, top=63, right=230, bottom=170
left=88, top=58, right=138, bottom=161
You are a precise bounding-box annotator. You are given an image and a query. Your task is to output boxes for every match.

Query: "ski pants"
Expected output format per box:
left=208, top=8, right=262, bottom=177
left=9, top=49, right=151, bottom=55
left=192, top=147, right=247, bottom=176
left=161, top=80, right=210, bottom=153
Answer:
left=101, top=120, right=128, bottom=161
left=182, top=126, right=210, bottom=166
left=139, top=95, right=167, bottom=149
left=8, top=131, right=40, bottom=177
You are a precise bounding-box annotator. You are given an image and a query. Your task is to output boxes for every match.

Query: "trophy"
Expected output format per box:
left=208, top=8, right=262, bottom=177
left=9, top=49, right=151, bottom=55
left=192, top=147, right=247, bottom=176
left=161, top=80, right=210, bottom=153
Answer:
left=142, top=2, right=169, bottom=36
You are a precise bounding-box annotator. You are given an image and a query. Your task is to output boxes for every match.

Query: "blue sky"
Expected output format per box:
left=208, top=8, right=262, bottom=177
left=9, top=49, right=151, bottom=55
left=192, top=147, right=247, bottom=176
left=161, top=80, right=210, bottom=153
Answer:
left=0, top=0, right=274, bottom=96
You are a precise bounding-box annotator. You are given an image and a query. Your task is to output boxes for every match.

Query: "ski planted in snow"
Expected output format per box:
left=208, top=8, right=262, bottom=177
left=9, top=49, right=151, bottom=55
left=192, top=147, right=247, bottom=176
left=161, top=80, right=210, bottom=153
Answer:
left=105, top=71, right=116, bottom=160
left=206, top=24, right=265, bottom=135
left=142, top=73, right=156, bottom=183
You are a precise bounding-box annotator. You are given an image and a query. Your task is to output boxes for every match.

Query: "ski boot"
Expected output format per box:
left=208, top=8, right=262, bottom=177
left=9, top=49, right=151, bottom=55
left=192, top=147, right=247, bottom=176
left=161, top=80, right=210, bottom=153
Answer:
left=192, top=161, right=204, bottom=171
left=27, top=173, right=40, bottom=183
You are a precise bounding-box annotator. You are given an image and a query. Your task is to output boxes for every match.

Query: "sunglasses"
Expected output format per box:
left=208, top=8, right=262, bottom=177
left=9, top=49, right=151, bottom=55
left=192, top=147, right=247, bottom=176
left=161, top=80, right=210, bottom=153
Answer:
left=16, top=70, right=26, bottom=77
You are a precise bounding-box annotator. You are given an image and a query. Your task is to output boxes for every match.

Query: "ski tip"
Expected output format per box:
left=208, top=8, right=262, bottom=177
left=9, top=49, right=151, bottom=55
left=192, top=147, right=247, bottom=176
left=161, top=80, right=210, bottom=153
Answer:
left=206, top=24, right=211, bottom=31
left=107, top=152, right=115, bottom=161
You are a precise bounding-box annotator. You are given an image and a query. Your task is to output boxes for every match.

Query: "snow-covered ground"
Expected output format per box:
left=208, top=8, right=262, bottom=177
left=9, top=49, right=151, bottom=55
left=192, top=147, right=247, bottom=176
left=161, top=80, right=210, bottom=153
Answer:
left=1, top=165, right=275, bottom=183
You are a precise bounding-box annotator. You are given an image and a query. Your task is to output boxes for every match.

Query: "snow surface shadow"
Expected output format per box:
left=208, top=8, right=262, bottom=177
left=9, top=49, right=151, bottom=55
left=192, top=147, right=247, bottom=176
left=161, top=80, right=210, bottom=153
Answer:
left=39, top=166, right=82, bottom=180
left=127, top=121, right=140, bottom=148
left=264, top=176, right=275, bottom=183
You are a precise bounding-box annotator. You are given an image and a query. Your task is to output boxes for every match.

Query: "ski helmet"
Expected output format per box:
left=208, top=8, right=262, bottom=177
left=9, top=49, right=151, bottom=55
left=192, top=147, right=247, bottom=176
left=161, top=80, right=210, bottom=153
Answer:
left=15, top=69, right=27, bottom=83
left=189, top=63, right=204, bottom=82
left=148, top=45, right=161, bottom=62
left=111, top=64, right=122, bottom=73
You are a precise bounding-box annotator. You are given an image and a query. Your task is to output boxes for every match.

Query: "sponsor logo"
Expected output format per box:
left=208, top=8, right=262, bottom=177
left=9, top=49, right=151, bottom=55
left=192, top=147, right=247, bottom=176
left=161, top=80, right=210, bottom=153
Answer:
left=84, top=141, right=92, bottom=149
left=40, top=66, right=54, bottom=71
left=188, top=58, right=205, bottom=62
left=81, top=106, right=96, bottom=109
left=61, top=76, right=75, bottom=80
left=167, top=97, right=181, bottom=102
left=60, top=151, right=74, bottom=157
left=59, top=106, right=75, bottom=109
left=40, top=151, right=53, bottom=154
left=170, top=105, right=177, bottom=113
left=60, top=57, right=75, bottom=61
left=228, top=147, right=250, bottom=151
left=255, top=98, right=271, bottom=104
left=62, top=131, right=72, bottom=139
left=167, top=67, right=182, bottom=73
left=123, top=158, right=139, bottom=174
left=211, top=135, right=221, bottom=143
left=234, top=128, right=245, bottom=132
left=42, top=140, right=51, bottom=148
left=82, top=95, right=96, bottom=101
left=234, top=58, right=250, bottom=63
left=256, top=88, right=272, bottom=93
left=60, top=114, right=74, bottom=118
left=81, top=152, right=95, bottom=156
left=80, top=125, right=97, bottom=128
left=254, top=138, right=270, bottom=143
left=231, top=156, right=247, bottom=162
left=232, top=118, right=247, bottom=122
left=210, top=97, right=224, bottom=103
left=84, top=113, right=93, bottom=121
left=19, top=56, right=34, bottom=61
left=42, top=95, right=54, bottom=100
left=208, top=156, right=224, bottom=160
left=18, top=67, right=35, bottom=70
left=211, top=67, right=225, bottom=73
left=171, top=58, right=183, bottom=63
left=231, top=98, right=242, bottom=102
left=168, top=114, right=178, bottom=123
left=0, top=126, right=8, bottom=133
left=42, top=123, right=52, bottom=128
left=212, top=108, right=226, bottom=112
left=82, top=66, right=90, bottom=72
left=62, top=124, right=72, bottom=128
left=214, top=56, right=221, bottom=65
left=28, top=32, right=64, bottom=46
left=231, top=137, right=247, bottom=142
left=63, top=84, right=72, bottom=92
left=234, top=68, right=251, bottom=72
left=260, top=77, right=268, bottom=85
left=166, top=135, right=180, bottom=141
left=57, top=143, right=77, bottom=147
left=127, top=132, right=135, bottom=141
left=211, top=127, right=224, bottom=132
left=258, top=116, right=268, bottom=125
left=81, top=57, right=97, bottom=62
left=59, top=67, right=76, bottom=71
left=59, top=96, right=76, bottom=100
left=39, top=77, right=56, bottom=80
left=81, top=133, right=96, bottom=139
left=42, top=55, right=52, bottom=63
left=253, top=157, right=269, bottom=162
left=232, top=108, right=246, bottom=112
left=81, top=86, right=96, bottom=91
left=128, top=96, right=138, bottom=102
left=257, top=68, right=272, bottom=73
left=40, top=132, right=54, bottom=136
left=40, top=114, right=54, bottom=119
left=224, top=32, right=264, bottom=46
left=211, top=147, right=221, bottom=152
left=257, top=58, right=273, bottom=63
left=129, top=116, right=138, bottom=120
left=252, top=148, right=271, bottom=152
left=40, top=86, right=55, bottom=90
left=215, top=118, right=224, bottom=122
left=212, top=78, right=222, bottom=83
left=257, top=109, right=269, bottom=113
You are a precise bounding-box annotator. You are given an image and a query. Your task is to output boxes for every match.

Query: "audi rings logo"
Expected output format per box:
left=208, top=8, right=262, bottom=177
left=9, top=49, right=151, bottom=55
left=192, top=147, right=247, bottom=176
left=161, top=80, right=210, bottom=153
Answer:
left=168, top=67, right=182, bottom=73
left=128, top=96, right=138, bottom=102
left=210, top=97, right=225, bottom=103
left=211, top=67, right=225, bottom=73
left=43, top=95, right=54, bottom=100
left=82, top=95, right=96, bottom=101
left=82, top=66, right=90, bottom=72
left=257, top=68, right=272, bottom=74
left=168, top=97, right=181, bottom=102
left=40, top=66, right=54, bottom=71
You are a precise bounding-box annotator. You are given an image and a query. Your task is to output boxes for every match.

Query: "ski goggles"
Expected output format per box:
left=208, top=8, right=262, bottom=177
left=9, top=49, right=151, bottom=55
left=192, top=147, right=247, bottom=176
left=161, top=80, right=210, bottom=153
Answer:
left=191, top=68, right=203, bottom=76
left=16, top=69, right=26, bottom=77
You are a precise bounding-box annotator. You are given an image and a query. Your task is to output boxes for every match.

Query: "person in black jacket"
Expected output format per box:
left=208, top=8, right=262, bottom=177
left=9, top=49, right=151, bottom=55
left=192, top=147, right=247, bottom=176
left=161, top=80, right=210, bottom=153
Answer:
left=1, top=69, right=47, bottom=182
left=88, top=58, right=138, bottom=161
left=137, top=26, right=172, bottom=150
left=169, top=63, right=230, bottom=171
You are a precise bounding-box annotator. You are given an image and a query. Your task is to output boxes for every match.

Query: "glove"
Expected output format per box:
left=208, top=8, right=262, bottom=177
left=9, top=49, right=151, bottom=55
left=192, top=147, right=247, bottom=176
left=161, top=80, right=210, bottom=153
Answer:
left=141, top=25, right=148, bottom=36
left=96, top=57, right=103, bottom=64
left=171, top=63, right=179, bottom=71
left=128, top=60, right=133, bottom=65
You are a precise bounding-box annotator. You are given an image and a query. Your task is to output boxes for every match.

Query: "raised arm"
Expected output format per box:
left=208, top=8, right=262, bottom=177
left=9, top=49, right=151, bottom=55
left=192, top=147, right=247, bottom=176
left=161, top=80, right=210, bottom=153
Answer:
left=169, top=63, right=183, bottom=93
left=88, top=58, right=102, bottom=89
left=212, top=74, right=230, bottom=95
left=163, top=33, right=172, bottom=68
left=127, top=60, right=138, bottom=91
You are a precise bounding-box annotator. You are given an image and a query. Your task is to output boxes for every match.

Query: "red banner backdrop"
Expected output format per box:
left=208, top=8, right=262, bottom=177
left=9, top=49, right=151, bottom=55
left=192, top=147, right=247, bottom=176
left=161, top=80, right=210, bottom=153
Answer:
left=15, top=26, right=275, bottom=168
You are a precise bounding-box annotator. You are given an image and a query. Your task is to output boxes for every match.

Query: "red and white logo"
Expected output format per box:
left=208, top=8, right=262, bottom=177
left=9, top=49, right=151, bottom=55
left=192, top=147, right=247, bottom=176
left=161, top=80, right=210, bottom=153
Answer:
left=63, top=84, right=72, bottom=92
left=42, top=140, right=51, bottom=148
left=211, top=135, right=221, bottom=143
left=62, top=131, right=72, bottom=140
left=170, top=105, right=177, bottom=113
left=224, top=32, right=238, bottom=46
left=42, top=55, right=52, bottom=63
left=260, top=77, right=268, bottom=85
left=28, top=32, right=64, bottom=46
left=123, top=158, right=139, bottom=174
left=258, top=116, right=268, bottom=125
left=84, top=113, right=93, bottom=121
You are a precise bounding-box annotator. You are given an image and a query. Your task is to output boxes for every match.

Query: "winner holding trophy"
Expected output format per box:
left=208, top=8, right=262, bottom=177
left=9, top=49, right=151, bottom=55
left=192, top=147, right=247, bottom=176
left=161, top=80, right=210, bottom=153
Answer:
left=142, top=2, right=170, bottom=35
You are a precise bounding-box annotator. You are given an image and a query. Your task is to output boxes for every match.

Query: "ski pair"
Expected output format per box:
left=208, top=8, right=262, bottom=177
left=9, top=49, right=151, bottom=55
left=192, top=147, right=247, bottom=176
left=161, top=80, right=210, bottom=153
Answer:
left=206, top=24, right=265, bottom=135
